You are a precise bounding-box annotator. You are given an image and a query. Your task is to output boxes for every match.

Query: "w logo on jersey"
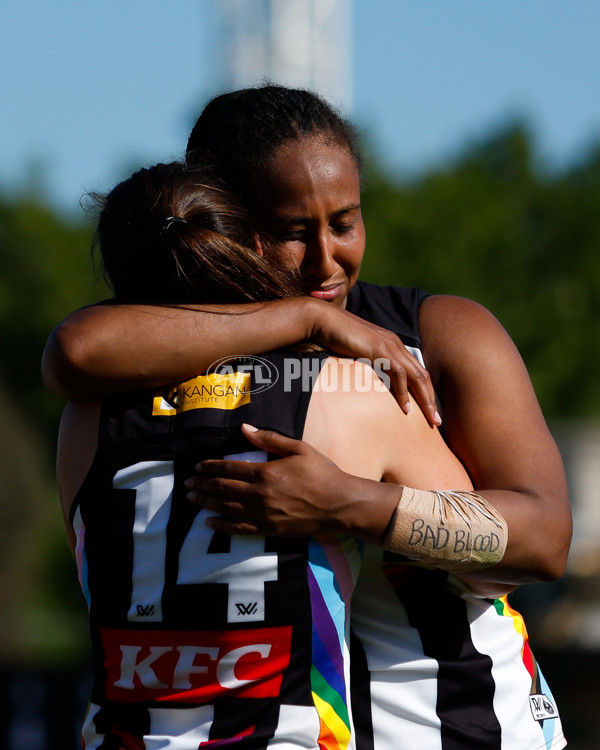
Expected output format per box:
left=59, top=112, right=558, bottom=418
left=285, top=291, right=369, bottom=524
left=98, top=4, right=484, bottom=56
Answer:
left=236, top=602, right=259, bottom=616
left=136, top=604, right=156, bottom=617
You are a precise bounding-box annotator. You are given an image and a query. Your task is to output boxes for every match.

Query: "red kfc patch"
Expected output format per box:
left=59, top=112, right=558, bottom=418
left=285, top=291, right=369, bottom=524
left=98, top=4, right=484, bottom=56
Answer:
left=100, top=626, right=292, bottom=703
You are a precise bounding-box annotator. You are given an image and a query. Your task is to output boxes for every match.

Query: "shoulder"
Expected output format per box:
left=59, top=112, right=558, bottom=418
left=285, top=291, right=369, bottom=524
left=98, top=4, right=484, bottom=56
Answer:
left=419, top=293, right=500, bottom=326
left=420, top=293, right=506, bottom=352
left=307, top=357, right=470, bottom=488
left=313, top=357, right=393, bottom=422
left=305, top=357, right=398, bottom=479
left=419, top=294, right=521, bottom=381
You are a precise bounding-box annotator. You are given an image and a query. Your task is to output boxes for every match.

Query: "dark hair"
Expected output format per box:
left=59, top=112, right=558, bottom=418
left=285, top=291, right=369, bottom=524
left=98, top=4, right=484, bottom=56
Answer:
left=91, top=162, right=301, bottom=304
left=185, top=84, right=362, bottom=205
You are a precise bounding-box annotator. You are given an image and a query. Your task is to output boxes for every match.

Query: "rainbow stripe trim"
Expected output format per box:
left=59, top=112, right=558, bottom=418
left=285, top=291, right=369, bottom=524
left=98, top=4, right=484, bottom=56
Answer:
left=493, top=595, right=537, bottom=683
left=73, top=507, right=91, bottom=608
left=493, top=596, right=564, bottom=748
left=308, top=537, right=358, bottom=750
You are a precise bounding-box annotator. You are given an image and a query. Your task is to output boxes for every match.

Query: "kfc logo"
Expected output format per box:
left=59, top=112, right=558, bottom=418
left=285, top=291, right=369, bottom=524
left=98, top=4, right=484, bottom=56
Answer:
left=101, top=626, right=292, bottom=703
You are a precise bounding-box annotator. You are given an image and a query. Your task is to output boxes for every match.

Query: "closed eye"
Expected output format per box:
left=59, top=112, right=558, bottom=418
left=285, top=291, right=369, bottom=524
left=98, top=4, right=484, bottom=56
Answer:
left=332, top=222, right=355, bottom=235
left=279, top=230, right=305, bottom=242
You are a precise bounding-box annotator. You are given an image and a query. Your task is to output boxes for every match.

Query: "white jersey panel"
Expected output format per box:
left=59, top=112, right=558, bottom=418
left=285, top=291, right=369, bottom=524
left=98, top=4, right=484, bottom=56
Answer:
left=464, top=589, right=567, bottom=750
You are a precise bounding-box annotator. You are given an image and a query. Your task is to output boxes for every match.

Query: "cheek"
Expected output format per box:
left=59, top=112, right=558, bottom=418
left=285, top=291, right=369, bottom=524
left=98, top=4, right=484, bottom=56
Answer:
left=341, top=230, right=366, bottom=278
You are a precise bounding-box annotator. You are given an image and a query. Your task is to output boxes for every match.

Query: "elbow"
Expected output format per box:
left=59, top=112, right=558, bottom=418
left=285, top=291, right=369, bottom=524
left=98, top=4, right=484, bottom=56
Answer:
left=533, top=558, right=568, bottom=584
left=41, top=319, right=93, bottom=399
left=528, top=514, right=573, bottom=583
left=502, top=542, right=571, bottom=586
left=536, top=540, right=571, bottom=583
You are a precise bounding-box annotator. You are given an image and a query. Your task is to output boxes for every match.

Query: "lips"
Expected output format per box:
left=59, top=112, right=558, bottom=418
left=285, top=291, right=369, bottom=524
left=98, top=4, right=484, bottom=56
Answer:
left=305, top=283, right=344, bottom=301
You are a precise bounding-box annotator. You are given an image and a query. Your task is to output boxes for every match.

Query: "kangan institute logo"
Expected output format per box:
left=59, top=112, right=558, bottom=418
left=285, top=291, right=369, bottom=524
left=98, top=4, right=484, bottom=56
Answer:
left=152, top=355, right=394, bottom=414
left=152, top=356, right=278, bottom=415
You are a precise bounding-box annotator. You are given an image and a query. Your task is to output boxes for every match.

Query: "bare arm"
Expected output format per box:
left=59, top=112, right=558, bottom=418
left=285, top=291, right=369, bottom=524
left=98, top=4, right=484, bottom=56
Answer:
left=189, top=360, right=511, bottom=597
left=41, top=297, right=439, bottom=423
left=189, top=359, right=467, bottom=543
left=420, top=295, right=571, bottom=584
left=42, top=299, right=314, bottom=398
left=185, top=298, right=571, bottom=586
left=56, top=400, right=101, bottom=556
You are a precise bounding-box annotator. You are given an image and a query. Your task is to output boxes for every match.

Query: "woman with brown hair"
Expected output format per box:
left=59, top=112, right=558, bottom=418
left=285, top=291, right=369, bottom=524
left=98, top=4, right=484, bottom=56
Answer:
left=58, top=160, right=499, bottom=749
left=48, top=84, right=569, bottom=749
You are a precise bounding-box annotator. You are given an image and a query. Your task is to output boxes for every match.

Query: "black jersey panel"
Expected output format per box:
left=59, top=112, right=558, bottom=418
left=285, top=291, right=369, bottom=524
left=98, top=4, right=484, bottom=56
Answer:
left=346, top=281, right=429, bottom=349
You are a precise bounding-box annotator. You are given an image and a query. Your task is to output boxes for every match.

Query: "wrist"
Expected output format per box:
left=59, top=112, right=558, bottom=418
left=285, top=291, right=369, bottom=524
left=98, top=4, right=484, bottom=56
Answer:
left=381, top=487, right=508, bottom=571
left=301, top=297, right=336, bottom=343
left=336, top=477, right=401, bottom=544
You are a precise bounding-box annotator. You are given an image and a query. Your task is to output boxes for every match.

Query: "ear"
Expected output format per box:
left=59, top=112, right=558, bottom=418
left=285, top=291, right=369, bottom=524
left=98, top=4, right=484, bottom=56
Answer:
left=253, top=233, right=265, bottom=257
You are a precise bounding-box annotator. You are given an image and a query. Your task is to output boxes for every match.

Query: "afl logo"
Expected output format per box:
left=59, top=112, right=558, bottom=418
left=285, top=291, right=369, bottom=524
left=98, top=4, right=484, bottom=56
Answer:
left=207, top=356, right=279, bottom=395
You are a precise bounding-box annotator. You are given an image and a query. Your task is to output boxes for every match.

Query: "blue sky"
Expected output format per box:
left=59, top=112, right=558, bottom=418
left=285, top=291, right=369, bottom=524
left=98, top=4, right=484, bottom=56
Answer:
left=2, top=1, right=600, bottom=215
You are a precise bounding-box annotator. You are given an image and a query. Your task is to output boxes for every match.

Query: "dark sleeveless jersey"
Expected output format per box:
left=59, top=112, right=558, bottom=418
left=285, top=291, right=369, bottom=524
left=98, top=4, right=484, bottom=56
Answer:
left=346, top=282, right=429, bottom=352
left=345, top=282, right=566, bottom=750
left=70, top=351, right=362, bottom=750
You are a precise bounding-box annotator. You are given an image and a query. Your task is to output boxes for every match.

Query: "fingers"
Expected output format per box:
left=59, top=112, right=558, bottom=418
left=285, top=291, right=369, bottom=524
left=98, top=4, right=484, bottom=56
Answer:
left=366, top=327, right=439, bottom=425
left=387, top=357, right=441, bottom=426
left=186, top=486, right=278, bottom=536
left=185, top=487, right=247, bottom=515
left=185, top=481, right=264, bottom=534
left=204, top=516, right=260, bottom=535
left=183, top=429, right=333, bottom=538
left=410, top=369, right=442, bottom=427
left=185, top=486, right=262, bottom=534
left=185, top=463, right=266, bottom=525
left=184, top=444, right=279, bottom=529
left=193, top=458, right=262, bottom=482
left=240, top=423, right=305, bottom=456
left=327, top=312, right=442, bottom=426
left=385, top=359, right=411, bottom=415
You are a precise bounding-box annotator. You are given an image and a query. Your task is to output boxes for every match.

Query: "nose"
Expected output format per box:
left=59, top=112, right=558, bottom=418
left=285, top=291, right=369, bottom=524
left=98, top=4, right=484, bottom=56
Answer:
left=302, top=232, right=338, bottom=281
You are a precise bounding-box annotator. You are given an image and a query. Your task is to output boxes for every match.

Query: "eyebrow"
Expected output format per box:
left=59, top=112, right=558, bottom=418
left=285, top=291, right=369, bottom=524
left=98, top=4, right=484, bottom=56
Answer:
left=272, top=203, right=361, bottom=223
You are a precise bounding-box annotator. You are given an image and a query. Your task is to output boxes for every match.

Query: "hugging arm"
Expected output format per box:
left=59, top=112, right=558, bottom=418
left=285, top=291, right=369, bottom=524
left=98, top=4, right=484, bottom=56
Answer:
left=42, top=299, right=312, bottom=398
left=419, top=295, right=571, bottom=584
left=187, top=358, right=513, bottom=597
left=185, top=297, right=571, bottom=586
left=41, top=298, right=439, bottom=423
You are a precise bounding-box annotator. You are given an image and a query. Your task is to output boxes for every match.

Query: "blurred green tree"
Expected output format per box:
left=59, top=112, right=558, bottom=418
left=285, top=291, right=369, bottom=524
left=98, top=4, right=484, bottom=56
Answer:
left=0, top=190, right=107, bottom=664
left=360, top=123, right=600, bottom=419
left=0, top=191, right=108, bottom=441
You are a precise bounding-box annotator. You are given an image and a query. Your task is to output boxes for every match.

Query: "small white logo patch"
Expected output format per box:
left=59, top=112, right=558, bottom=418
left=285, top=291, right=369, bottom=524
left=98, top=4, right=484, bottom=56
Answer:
left=529, top=694, right=557, bottom=721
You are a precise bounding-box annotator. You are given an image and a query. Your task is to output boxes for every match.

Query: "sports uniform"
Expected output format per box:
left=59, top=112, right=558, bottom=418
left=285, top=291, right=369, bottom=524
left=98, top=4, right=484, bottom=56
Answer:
left=346, top=281, right=566, bottom=750
left=70, top=351, right=362, bottom=750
